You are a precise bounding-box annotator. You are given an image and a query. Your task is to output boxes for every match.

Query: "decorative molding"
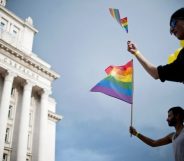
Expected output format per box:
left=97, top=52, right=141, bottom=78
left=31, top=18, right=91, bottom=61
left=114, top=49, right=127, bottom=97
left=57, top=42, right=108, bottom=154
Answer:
left=0, top=0, right=6, bottom=7
left=4, top=70, right=16, bottom=81
left=48, top=110, right=62, bottom=123
left=4, top=147, right=12, bottom=151
left=0, top=6, right=38, bottom=33
left=0, top=39, right=60, bottom=81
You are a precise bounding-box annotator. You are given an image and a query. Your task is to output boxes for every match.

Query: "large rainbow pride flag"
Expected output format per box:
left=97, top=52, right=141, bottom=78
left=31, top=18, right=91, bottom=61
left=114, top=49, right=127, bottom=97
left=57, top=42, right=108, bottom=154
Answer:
left=91, top=60, right=133, bottom=104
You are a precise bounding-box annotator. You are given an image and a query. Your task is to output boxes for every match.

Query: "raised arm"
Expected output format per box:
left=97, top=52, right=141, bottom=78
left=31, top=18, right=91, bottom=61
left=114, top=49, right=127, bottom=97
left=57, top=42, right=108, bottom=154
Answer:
left=129, top=126, right=173, bottom=147
left=127, top=41, right=159, bottom=80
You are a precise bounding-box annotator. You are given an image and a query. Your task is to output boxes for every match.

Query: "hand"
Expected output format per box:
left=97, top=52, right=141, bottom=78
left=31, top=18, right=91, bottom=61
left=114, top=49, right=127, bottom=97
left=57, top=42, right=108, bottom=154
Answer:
left=127, top=41, right=138, bottom=55
left=129, top=126, right=138, bottom=136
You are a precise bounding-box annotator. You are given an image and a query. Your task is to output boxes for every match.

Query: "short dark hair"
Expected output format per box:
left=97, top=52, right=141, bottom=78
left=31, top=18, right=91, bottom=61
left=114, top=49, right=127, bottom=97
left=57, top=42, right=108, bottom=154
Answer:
left=168, top=106, right=184, bottom=123
left=170, top=8, right=184, bottom=25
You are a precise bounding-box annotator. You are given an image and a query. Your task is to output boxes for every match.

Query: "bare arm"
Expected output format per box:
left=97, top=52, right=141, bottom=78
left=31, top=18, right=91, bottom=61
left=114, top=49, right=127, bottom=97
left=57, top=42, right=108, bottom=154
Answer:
left=129, top=126, right=173, bottom=147
left=127, top=41, right=159, bottom=80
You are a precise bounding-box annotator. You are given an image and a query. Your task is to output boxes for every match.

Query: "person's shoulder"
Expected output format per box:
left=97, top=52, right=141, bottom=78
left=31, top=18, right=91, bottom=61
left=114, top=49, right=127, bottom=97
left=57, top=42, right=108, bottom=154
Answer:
left=167, top=132, right=175, bottom=140
left=169, top=132, right=175, bottom=136
left=179, top=48, right=184, bottom=55
left=176, top=48, right=184, bottom=61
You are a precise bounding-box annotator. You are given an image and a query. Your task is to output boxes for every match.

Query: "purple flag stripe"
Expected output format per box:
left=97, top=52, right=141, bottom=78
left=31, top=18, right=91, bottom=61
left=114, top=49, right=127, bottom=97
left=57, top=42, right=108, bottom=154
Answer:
left=91, top=86, right=132, bottom=104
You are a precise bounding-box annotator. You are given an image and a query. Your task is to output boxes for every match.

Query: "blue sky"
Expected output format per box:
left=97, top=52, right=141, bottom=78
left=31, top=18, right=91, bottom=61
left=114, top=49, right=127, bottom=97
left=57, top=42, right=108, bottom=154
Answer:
left=7, top=0, right=184, bottom=161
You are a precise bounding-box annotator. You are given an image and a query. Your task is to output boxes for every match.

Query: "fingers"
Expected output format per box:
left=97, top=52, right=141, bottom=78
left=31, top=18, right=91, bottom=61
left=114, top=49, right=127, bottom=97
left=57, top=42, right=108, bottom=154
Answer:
left=129, top=126, right=136, bottom=135
left=127, top=41, right=135, bottom=49
left=127, top=41, right=138, bottom=56
left=127, top=41, right=135, bottom=51
left=129, top=126, right=133, bottom=133
left=127, top=40, right=133, bottom=46
left=127, top=40, right=131, bottom=44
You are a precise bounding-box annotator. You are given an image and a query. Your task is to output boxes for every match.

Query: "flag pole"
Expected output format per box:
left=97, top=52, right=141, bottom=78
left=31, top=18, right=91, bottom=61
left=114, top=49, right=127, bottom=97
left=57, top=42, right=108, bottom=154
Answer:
left=131, top=104, right=133, bottom=127
left=130, top=59, right=134, bottom=137
left=130, top=103, right=133, bottom=137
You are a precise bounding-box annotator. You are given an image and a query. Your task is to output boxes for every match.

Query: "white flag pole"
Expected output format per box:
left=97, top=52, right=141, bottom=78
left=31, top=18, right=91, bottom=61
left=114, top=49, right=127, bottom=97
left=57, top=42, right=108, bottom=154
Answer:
left=130, top=59, right=134, bottom=137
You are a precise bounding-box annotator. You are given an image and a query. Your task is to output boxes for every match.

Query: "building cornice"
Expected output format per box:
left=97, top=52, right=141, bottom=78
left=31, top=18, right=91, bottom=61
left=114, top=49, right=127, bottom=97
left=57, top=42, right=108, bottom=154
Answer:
left=0, top=39, right=60, bottom=81
left=48, top=110, right=62, bottom=123
left=0, top=6, right=38, bottom=33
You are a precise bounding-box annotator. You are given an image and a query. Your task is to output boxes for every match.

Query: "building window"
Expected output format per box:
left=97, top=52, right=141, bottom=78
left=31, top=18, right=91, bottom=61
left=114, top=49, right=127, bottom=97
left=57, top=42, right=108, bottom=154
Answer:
left=26, top=158, right=30, bottom=161
left=10, top=25, right=19, bottom=38
left=12, top=29, right=17, bottom=36
left=5, top=128, right=10, bottom=143
left=27, top=133, right=31, bottom=150
left=3, top=153, right=8, bottom=161
left=8, top=105, right=13, bottom=119
left=0, top=17, right=8, bottom=31
left=0, top=22, right=5, bottom=30
left=29, top=112, right=32, bottom=126
left=11, top=87, right=14, bottom=96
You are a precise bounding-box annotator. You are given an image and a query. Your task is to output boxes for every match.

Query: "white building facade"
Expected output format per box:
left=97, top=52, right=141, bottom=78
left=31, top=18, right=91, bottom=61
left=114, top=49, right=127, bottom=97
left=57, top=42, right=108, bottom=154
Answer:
left=0, top=1, right=62, bottom=161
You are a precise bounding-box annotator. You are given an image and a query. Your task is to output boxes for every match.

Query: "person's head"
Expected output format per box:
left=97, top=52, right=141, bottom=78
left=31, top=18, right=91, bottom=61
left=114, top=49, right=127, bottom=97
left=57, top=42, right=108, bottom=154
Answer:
left=170, top=8, right=184, bottom=40
left=167, top=106, right=184, bottom=126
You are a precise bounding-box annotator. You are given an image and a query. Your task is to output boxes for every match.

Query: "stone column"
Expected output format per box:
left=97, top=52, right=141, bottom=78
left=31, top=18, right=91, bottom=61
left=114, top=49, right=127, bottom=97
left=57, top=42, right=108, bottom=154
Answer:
left=0, top=72, right=16, bottom=161
left=38, top=89, right=50, bottom=161
left=16, top=81, right=33, bottom=161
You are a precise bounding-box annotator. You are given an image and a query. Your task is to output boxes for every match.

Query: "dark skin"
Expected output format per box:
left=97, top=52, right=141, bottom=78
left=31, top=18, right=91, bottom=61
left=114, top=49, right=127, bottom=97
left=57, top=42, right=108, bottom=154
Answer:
left=129, top=111, right=184, bottom=147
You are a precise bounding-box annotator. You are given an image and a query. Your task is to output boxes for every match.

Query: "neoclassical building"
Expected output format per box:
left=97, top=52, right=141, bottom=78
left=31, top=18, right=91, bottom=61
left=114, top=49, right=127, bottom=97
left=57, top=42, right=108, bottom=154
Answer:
left=0, top=1, right=62, bottom=161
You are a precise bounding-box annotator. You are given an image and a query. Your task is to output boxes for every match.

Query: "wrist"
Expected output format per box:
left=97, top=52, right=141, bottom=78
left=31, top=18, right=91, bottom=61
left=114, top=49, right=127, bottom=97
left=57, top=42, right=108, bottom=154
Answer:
left=135, top=132, right=140, bottom=137
left=134, top=50, right=140, bottom=57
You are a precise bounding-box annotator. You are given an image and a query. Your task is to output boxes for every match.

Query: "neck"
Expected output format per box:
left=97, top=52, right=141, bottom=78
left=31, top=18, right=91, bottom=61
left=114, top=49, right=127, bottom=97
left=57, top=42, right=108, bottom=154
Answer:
left=174, top=124, right=184, bottom=133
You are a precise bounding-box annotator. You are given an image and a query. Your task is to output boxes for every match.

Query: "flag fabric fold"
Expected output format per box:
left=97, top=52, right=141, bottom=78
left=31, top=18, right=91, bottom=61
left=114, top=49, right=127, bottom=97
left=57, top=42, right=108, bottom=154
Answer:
left=91, top=60, right=133, bottom=104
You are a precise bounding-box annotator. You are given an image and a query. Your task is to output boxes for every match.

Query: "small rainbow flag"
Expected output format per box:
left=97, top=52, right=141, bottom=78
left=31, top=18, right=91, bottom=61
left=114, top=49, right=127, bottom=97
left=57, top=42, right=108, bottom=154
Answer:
left=91, top=60, right=133, bottom=104
left=109, top=8, right=128, bottom=33
left=120, top=17, right=128, bottom=33
left=109, top=8, right=121, bottom=22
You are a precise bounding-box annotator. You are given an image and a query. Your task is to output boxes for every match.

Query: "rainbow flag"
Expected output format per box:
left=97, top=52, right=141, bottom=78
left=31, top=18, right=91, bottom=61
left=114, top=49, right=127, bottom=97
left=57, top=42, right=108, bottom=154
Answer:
left=91, top=60, right=133, bottom=104
left=120, top=17, right=128, bottom=33
left=109, top=8, right=128, bottom=33
left=109, top=8, right=121, bottom=22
